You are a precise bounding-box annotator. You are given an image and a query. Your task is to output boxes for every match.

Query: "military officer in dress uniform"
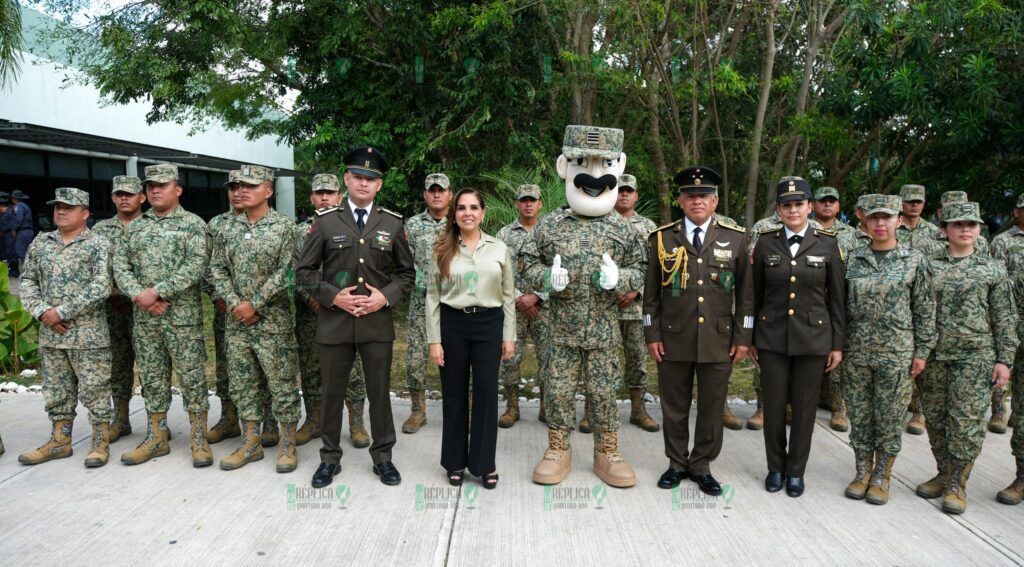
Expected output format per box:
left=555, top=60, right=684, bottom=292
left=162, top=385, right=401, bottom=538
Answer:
left=643, top=165, right=753, bottom=496
left=750, top=177, right=846, bottom=497
left=296, top=146, right=415, bottom=488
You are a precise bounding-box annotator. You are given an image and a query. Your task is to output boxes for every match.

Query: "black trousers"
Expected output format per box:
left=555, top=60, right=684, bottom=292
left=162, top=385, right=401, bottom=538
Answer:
left=657, top=361, right=732, bottom=476
left=319, top=341, right=396, bottom=466
left=439, top=305, right=502, bottom=476
left=759, top=350, right=827, bottom=477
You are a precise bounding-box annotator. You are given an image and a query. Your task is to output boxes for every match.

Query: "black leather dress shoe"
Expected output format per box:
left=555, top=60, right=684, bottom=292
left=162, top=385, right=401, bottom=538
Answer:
left=692, top=473, right=722, bottom=496
left=657, top=468, right=689, bottom=489
left=373, top=461, right=402, bottom=486
left=311, top=462, right=340, bottom=488
left=786, top=476, right=805, bottom=497
left=764, top=472, right=784, bottom=493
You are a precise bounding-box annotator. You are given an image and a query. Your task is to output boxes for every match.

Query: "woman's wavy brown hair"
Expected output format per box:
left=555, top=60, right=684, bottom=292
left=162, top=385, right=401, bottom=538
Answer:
left=434, top=188, right=485, bottom=280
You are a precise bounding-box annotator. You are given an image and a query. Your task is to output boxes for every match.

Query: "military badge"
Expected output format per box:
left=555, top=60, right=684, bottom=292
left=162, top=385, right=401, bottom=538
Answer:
left=720, top=270, right=734, bottom=291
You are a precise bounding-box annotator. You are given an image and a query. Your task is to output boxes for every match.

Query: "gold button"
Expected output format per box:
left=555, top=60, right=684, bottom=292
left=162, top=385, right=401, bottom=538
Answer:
left=789, top=292, right=796, bottom=299
left=791, top=260, right=797, bottom=266
left=788, top=309, right=794, bottom=316
left=358, top=277, right=364, bottom=283
left=667, top=324, right=672, bottom=329
left=359, top=258, right=365, bottom=264
left=698, top=316, right=705, bottom=323
left=790, top=276, right=796, bottom=282
left=818, top=320, right=823, bottom=324
left=359, top=238, right=365, bottom=244
left=697, top=280, right=704, bottom=285
left=697, top=258, right=703, bottom=264
left=698, top=297, right=704, bottom=303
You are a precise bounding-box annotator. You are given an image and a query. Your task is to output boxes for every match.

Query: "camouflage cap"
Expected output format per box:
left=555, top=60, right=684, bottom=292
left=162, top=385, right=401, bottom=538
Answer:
left=112, top=175, right=143, bottom=194
left=863, top=194, right=901, bottom=216
left=618, top=174, right=637, bottom=190
left=814, top=186, right=840, bottom=200
left=940, top=190, right=969, bottom=207
left=312, top=173, right=341, bottom=192
left=941, top=202, right=982, bottom=224
left=223, top=170, right=242, bottom=188
left=237, top=164, right=275, bottom=185
left=1016, top=194, right=1024, bottom=209
left=424, top=173, right=451, bottom=190
left=516, top=184, right=541, bottom=200
left=856, top=194, right=878, bottom=210
left=143, top=164, right=178, bottom=184
left=47, top=187, right=89, bottom=207
left=899, top=184, right=926, bottom=202
left=561, top=125, right=624, bottom=159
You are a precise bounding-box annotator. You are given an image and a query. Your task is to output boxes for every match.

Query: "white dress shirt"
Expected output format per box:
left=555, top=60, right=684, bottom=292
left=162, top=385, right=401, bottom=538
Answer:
left=349, top=198, right=373, bottom=226
left=683, top=217, right=713, bottom=248
left=784, top=224, right=808, bottom=257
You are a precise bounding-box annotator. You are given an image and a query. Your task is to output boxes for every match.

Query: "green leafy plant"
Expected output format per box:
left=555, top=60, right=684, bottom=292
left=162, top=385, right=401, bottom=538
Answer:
left=0, top=263, right=40, bottom=372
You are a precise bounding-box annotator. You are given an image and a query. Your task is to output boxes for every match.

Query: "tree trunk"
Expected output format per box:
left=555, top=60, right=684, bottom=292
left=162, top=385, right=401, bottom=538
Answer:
left=647, top=78, right=672, bottom=224
left=743, top=1, right=779, bottom=227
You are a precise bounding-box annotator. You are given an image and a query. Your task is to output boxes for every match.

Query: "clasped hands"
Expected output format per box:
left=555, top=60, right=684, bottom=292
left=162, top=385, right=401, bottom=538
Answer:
left=332, top=284, right=387, bottom=318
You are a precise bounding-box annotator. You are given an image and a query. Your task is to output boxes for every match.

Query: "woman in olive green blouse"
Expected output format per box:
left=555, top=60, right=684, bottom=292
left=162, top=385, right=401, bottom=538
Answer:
left=427, top=188, right=516, bottom=488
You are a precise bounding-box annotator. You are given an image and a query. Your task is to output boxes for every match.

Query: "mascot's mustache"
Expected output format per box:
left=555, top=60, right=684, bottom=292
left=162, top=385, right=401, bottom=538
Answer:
left=573, top=174, right=619, bottom=198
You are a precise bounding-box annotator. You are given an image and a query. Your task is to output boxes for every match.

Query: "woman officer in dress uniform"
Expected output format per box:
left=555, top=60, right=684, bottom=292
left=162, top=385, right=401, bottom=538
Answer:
left=750, top=177, right=846, bottom=497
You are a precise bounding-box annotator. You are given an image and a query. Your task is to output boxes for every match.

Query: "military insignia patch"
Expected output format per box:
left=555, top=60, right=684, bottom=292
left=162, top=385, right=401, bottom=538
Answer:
left=713, top=248, right=732, bottom=262
left=720, top=270, right=734, bottom=291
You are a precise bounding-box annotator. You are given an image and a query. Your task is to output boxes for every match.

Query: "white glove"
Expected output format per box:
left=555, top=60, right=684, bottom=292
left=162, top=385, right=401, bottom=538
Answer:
left=599, top=253, right=618, bottom=290
left=550, top=254, right=569, bottom=292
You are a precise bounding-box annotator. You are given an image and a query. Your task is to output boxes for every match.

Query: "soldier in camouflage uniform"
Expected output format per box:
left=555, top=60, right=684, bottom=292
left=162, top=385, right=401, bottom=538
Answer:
left=611, top=174, right=659, bottom=432
left=896, top=184, right=941, bottom=436
left=18, top=187, right=115, bottom=468
left=294, top=173, right=369, bottom=448
left=994, top=193, right=1024, bottom=504
left=205, top=170, right=246, bottom=445
left=113, top=164, right=212, bottom=468
left=843, top=194, right=936, bottom=505
left=496, top=184, right=549, bottom=428
left=914, top=202, right=1016, bottom=514
left=209, top=165, right=301, bottom=473
left=92, top=176, right=146, bottom=443
left=401, top=173, right=451, bottom=434
left=523, top=125, right=645, bottom=488
left=812, top=186, right=854, bottom=237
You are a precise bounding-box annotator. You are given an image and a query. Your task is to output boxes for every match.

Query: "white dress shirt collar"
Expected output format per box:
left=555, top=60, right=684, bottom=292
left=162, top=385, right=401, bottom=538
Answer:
left=349, top=198, right=373, bottom=224
left=683, top=216, right=713, bottom=246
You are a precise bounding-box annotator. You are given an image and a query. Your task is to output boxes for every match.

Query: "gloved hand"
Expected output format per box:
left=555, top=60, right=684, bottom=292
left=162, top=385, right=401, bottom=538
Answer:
left=599, top=253, right=618, bottom=290
left=550, top=254, right=569, bottom=292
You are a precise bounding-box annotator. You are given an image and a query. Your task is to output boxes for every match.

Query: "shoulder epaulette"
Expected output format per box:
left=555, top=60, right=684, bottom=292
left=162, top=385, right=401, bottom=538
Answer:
left=758, top=225, right=783, bottom=235
left=716, top=217, right=746, bottom=233
left=380, top=207, right=403, bottom=219
left=315, top=206, right=339, bottom=216
left=816, top=227, right=837, bottom=237
left=652, top=221, right=679, bottom=233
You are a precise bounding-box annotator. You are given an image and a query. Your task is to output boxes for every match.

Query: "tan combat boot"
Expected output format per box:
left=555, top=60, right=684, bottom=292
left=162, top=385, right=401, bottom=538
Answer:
left=532, top=428, right=572, bottom=485
left=261, top=411, right=280, bottom=447
left=723, top=404, right=743, bottom=431
left=866, top=452, right=897, bottom=505
left=207, top=400, right=241, bottom=444
left=537, top=385, right=547, bottom=424
left=120, top=412, right=170, bottom=465
left=84, top=421, right=110, bottom=468
left=498, top=385, right=521, bottom=429
left=402, top=389, right=427, bottom=434
left=746, top=397, right=764, bottom=430
left=845, top=450, right=874, bottom=500
left=628, top=389, right=660, bottom=432
left=906, top=398, right=926, bottom=435
left=997, top=456, right=1024, bottom=505
left=830, top=394, right=850, bottom=432
left=19, top=420, right=74, bottom=465
left=593, top=431, right=636, bottom=488
left=277, top=422, right=298, bottom=473
left=220, top=421, right=264, bottom=470
left=916, top=451, right=949, bottom=499
left=188, top=412, right=214, bottom=468
left=942, top=458, right=974, bottom=514
left=347, top=399, right=370, bottom=448
left=578, top=397, right=592, bottom=434
left=988, top=390, right=1008, bottom=434
left=295, top=399, right=322, bottom=446
left=109, top=398, right=132, bottom=443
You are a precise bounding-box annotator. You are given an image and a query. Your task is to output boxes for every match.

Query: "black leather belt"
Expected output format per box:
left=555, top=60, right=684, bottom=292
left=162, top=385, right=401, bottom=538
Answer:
left=443, top=304, right=499, bottom=314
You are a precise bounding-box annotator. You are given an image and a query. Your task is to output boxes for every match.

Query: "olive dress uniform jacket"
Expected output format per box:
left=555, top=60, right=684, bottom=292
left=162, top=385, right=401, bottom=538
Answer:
left=296, top=203, right=415, bottom=344
left=642, top=216, right=753, bottom=363
left=752, top=227, right=846, bottom=355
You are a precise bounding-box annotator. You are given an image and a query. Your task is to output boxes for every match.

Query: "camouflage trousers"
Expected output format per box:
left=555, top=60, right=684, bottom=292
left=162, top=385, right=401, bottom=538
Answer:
left=1012, top=346, right=1024, bottom=457
left=546, top=344, right=622, bottom=442
left=845, top=359, right=913, bottom=454
left=40, top=347, right=113, bottom=425
left=106, top=307, right=135, bottom=402
left=501, top=309, right=548, bottom=388
left=227, top=329, right=300, bottom=423
left=619, top=319, right=649, bottom=392
left=405, top=292, right=429, bottom=391
left=920, top=356, right=993, bottom=462
left=134, top=322, right=209, bottom=413
left=295, top=301, right=366, bottom=403
left=213, top=308, right=230, bottom=400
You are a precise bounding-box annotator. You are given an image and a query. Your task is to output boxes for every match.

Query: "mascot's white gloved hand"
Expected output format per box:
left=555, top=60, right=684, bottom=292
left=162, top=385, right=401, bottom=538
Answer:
left=599, top=253, right=618, bottom=290
left=550, top=254, right=569, bottom=292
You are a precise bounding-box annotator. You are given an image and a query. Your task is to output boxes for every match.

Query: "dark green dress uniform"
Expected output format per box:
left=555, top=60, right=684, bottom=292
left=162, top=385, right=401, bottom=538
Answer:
left=295, top=147, right=415, bottom=484
left=752, top=179, right=846, bottom=494
left=643, top=166, right=753, bottom=494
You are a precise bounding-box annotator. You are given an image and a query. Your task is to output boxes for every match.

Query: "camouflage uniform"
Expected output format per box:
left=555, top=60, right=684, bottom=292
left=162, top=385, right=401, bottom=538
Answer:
left=21, top=210, right=114, bottom=425
left=112, top=199, right=210, bottom=415
left=992, top=221, right=1024, bottom=457
left=92, top=214, right=137, bottom=404
left=618, top=210, right=657, bottom=392
left=206, top=209, right=239, bottom=403
left=404, top=209, right=447, bottom=391
left=209, top=207, right=301, bottom=423
left=496, top=217, right=549, bottom=388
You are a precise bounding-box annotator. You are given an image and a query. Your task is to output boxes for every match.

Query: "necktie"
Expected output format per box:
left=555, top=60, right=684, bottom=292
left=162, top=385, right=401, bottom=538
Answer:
left=356, top=208, right=367, bottom=231
left=693, top=227, right=702, bottom=253
left=788, top=234, right=803, bottom=245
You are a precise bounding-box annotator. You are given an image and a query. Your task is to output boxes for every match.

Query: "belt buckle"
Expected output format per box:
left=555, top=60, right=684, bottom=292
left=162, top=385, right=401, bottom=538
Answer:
left=462, top=306, right=475, bottom=314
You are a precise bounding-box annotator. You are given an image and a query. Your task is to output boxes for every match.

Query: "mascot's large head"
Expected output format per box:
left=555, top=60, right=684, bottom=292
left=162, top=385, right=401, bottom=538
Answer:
left=557, top=125, right=626, bottom=217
